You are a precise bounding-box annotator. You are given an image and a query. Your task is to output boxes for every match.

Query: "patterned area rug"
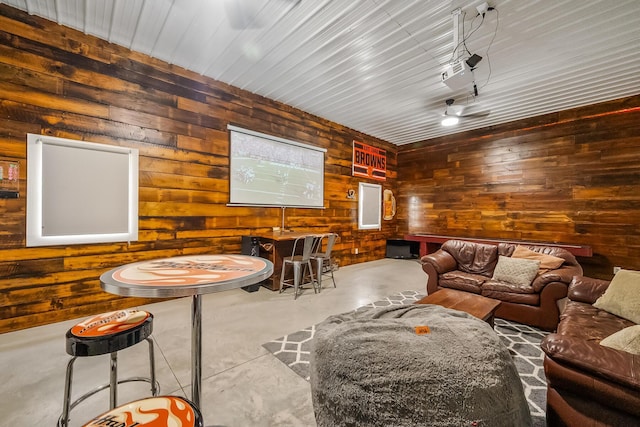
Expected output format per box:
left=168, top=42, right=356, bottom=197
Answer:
left=262, top=290, right=549, bottom=426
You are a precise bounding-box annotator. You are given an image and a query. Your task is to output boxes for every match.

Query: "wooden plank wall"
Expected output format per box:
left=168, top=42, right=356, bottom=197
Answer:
left=0, top=5, right=398, bottom=333
left=397, top=95, right=640, bottom=279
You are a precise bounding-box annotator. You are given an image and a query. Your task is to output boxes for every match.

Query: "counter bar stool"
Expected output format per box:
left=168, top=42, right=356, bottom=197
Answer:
left=279, top=235, right=320, bottom=299
left=59, top=309, right=159, bottom=427
left=311, top=233, right=337, bottom=290
left=82, top=395, right=203, bottom=427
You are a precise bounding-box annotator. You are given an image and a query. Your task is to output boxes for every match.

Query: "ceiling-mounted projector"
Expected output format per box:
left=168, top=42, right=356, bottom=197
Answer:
left=441, top=60, right=475, bottom=90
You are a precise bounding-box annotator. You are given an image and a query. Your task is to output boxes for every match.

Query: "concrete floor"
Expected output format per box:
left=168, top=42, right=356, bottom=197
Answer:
left=0, top=258, right=426, bottom=426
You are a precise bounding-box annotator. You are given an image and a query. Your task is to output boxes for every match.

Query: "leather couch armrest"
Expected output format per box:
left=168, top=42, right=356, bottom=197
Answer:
left=531, top=265, right=582, bottom=292
left=420, top=250, right=457, bottom=295
left=567, top=275, right=610, bottom=304
left=541, top=334, right=640, bottom=390
left=420, top=250, right=457, bottom=274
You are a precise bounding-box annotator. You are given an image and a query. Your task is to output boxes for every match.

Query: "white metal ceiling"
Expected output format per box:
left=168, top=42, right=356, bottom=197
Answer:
left=2, top=0, right=639, bottom=145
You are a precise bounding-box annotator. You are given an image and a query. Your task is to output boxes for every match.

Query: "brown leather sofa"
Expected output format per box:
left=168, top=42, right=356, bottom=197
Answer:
left=421, top=239, right=583, bottom=331
left=541, top=276, right=640, bottom=426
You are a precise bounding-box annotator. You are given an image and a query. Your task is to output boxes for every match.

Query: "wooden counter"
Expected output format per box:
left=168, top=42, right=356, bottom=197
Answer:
left=404, top=234, right=593, bottom=258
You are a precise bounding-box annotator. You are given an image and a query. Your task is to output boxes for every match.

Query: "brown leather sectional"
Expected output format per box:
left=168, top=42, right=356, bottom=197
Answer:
left=541, top=276, right=640, bottom=426
left=420, top=239, right=583, bottom=331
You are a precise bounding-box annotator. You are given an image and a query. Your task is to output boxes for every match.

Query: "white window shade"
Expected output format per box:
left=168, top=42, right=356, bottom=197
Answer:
left=26, top=134, right=138, bottom=247
left=358, top=182, right=381, bottom=230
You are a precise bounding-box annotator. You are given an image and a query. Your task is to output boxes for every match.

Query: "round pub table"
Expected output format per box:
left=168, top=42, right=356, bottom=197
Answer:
left=100, top=254, right=273, bottom=412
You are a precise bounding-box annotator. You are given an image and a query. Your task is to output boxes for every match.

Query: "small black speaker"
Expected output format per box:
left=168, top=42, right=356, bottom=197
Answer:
left=241, top=236, right=262, bottom=292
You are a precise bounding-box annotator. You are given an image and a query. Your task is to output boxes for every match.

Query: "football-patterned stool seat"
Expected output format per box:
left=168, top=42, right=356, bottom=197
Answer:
left=81, top=396, right=202, bottom=427
left=58, top=309, right=160, bottom=427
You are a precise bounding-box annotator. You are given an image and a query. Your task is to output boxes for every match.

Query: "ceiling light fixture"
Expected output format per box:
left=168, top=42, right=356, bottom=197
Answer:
left=439, top=97, right=490, bottom=126
left=441, top=98, right=459, bottom=126
left=441, top=116, right=459, bottom=126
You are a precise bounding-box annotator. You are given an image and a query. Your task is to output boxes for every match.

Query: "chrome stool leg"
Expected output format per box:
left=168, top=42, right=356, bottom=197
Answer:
left=59, top=356, right=77, bottom=427
left=147, top=337, right=158, bottom=396
left=293, top=263, right=301, bottom=299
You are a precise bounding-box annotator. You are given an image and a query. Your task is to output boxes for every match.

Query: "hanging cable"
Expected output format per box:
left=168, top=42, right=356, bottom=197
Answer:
left=479, top=8, right=499, bottom=89
left=462, top=13, right=481, bottom=57
left=448, top=12, right=484, bottom=65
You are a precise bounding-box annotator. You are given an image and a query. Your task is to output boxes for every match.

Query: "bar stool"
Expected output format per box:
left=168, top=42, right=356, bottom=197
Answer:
left=311, top=233, right=338, bottom=290
left=279, top=235, right=320, bottom=299
left=59, top=309, right=160, bottom=427
left=81, top=395, right=203, bottom=427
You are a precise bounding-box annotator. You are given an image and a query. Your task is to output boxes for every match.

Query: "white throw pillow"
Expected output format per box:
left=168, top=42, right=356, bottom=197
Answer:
left=593, top=269, right=640, bottom=324
left=492, top=256, right=540, bottom=286
left=600, top=325, right=640, bottom=355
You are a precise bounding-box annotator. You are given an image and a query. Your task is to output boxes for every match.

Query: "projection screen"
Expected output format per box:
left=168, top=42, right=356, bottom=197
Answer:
left=228, top=125, right=326, bottom=208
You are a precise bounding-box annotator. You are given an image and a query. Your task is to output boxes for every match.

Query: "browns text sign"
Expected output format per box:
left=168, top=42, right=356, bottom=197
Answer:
left=352, top=141, right=386, bottom=181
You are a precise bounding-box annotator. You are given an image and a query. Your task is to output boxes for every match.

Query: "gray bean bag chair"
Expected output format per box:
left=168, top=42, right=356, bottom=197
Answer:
left=310, top=304, right=531, bottom=427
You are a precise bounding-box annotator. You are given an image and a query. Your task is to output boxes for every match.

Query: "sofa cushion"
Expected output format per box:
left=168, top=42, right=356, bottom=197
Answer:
left=558, top=301, right=635, bottom=342
left=492, top=256, right=540, bottom=286
left=481, top=288, right=540, bottom=306
left=442, top=240, right=498, bottom=277
left=542, top=335, right=640, bottom=391
left=593, top=269, right=640, bottom=324
left=511, top=245, right=565, bottom=272
left=600, top=325, right=640, bottom=355
left=482, top=279, right=537, bottom=294
left=439, top=270, right=485, bottom=294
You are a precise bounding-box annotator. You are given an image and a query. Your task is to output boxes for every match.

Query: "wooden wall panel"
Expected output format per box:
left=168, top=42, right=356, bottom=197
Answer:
left=0, top=5, right=398, bottom=333
left=398, top=95, right=640, bottom=279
